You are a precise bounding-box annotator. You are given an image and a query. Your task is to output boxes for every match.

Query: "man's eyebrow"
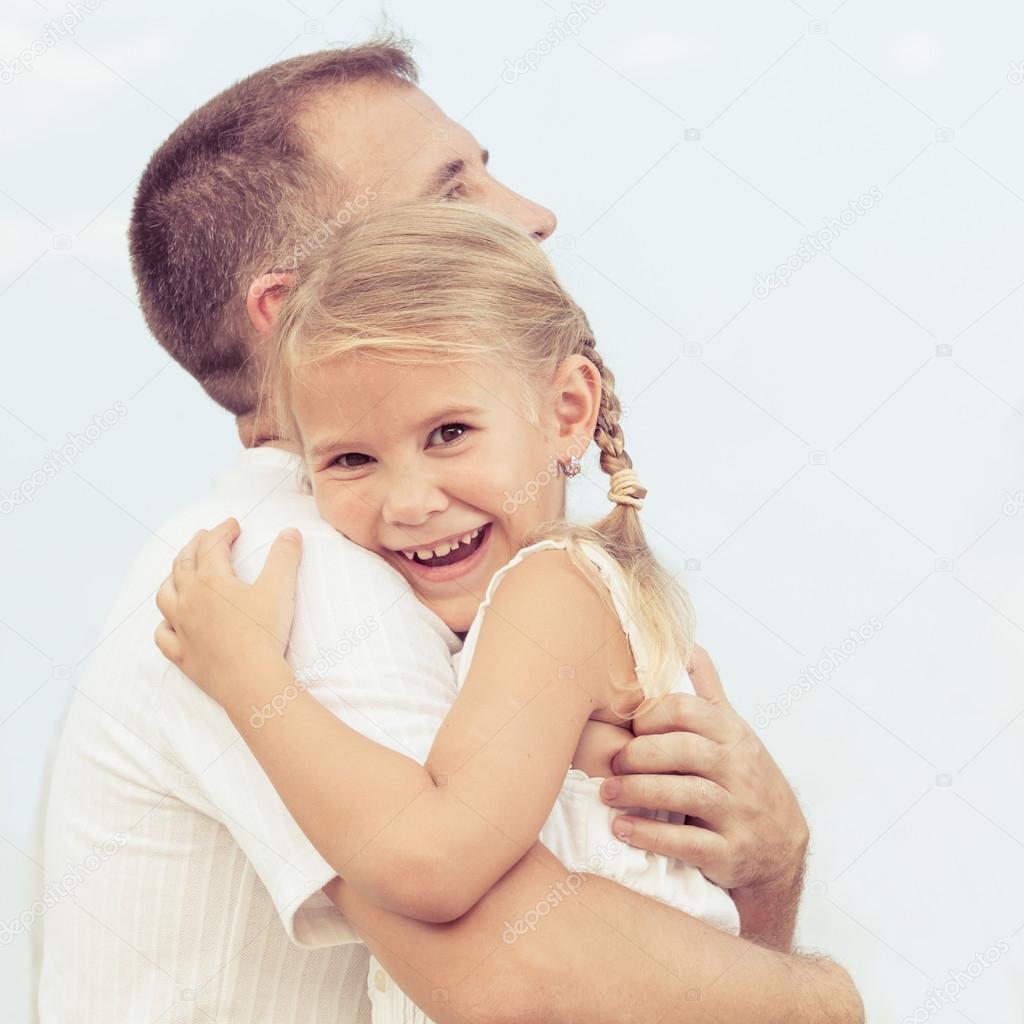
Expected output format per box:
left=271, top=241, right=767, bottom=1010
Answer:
left=421, top=149, right=490, bottom=197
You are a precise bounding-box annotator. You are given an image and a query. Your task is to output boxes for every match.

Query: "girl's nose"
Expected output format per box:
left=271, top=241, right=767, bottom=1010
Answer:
left=381, top=470, right=448, bottom=528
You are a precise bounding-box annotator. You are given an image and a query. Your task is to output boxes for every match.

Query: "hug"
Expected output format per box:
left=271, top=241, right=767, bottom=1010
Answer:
left=39, top=35, right=863, bottom=1023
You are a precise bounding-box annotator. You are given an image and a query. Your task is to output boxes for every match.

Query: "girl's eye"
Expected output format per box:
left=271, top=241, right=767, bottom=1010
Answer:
left=441, top=182, right=466, bottom=202
left=333, top=452, right=374, bottom=469
left=428, top=423, right=468, bottom=447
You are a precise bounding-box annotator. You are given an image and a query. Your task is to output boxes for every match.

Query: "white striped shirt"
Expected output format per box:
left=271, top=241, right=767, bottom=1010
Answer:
left=39, top=446, right=461, bottom=1022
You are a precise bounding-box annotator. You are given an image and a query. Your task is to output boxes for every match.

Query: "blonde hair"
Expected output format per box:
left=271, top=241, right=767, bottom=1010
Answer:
left=266, top=201, right=696, bottom=715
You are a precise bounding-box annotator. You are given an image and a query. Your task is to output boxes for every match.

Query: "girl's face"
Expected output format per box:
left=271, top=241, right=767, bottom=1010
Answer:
left=293, top=352, right=582, bottom=633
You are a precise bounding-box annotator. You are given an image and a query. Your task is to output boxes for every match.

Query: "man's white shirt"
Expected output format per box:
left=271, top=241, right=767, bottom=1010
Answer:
left=38, top=446, right=461, bottom=1023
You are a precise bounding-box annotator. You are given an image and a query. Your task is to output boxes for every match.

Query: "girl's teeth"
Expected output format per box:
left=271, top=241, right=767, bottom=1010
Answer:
left=402, top=525, right=486, bottom=562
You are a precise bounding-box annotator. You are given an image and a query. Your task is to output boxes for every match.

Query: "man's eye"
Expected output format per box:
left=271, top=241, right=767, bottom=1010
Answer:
left=333, top=452, right=374, bottom=469
left=428, top=423, right=468, bottom=446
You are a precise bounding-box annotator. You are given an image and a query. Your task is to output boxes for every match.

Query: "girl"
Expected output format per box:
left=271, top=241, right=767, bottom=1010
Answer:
left=156, top=201, right=740, bottom=1022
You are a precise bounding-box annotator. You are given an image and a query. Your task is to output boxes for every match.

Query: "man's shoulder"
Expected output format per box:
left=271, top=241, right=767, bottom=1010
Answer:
left=141, top=450, right=366, bottom=560
left=115, top=449, right=398, bottom=615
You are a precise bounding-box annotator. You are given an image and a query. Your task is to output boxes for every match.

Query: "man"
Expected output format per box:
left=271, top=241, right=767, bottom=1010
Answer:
left=39, top=37, right=862, bottom=1022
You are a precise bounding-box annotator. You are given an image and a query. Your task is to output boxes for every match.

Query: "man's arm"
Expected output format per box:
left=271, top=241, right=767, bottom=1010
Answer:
left=323, top=841, right=862, bottom=1024
left=732, top=852, right=806, bottom=952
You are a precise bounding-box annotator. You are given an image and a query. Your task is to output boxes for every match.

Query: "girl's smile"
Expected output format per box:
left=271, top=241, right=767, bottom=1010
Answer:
left=391, top=521, right=493, bottom=581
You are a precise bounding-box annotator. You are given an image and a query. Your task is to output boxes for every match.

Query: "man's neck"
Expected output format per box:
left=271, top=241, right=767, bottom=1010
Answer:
left=236, top=413, right=300, bottom=454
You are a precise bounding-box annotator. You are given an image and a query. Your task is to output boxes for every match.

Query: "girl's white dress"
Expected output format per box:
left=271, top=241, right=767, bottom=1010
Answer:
left=366, top=539, right=740, bottom=1022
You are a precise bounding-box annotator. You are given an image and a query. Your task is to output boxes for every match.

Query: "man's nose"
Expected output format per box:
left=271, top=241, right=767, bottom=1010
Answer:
left=525, top=196, right=557, bottom=241
left=488, top=183, right=557, bottom=242
left=381, top=469, right=448, bottom=528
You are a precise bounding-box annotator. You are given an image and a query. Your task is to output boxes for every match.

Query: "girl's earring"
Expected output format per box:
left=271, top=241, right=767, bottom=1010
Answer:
left=558, top=454, right=582, bottom=478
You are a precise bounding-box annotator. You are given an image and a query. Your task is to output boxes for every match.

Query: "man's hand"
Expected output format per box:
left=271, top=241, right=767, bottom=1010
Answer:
left=599, top=646, right=809, bottom=898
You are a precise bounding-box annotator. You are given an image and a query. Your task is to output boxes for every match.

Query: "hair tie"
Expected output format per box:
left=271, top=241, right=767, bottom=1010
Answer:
left=608, top=468, right=647, bottom=509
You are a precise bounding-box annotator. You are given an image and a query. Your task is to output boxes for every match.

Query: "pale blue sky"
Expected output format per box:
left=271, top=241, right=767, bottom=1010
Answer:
left=3, top=2, right=1023, bottom=1019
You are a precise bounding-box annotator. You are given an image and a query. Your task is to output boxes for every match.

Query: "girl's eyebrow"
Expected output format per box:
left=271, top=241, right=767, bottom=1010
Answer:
left=307, top=405, right=485, bottom=460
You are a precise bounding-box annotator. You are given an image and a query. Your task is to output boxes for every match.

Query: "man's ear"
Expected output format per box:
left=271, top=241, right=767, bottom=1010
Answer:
left=551, top=355, right=602, bottom=458
left=246, top=271, right=294, bottom=336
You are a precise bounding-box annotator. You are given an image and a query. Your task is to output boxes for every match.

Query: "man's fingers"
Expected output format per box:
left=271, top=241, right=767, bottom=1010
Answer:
left=600, top=772, right=730, bottom=823
left=256, top=529, right=303, bottom=592
left=610, top=731, right=721, bottom=779
left=629, top=691, right=733, bottom=744
left=687, top=644, right=729, bottom=706
left=610, top=815, right=727, bottom=870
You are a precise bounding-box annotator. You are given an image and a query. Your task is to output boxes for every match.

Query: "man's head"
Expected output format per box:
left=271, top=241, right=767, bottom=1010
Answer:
left=128, top=37, right=556, bottom=426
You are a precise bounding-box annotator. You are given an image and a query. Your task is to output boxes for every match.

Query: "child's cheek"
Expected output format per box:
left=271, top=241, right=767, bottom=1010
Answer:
left=312, top=483, right=371, bottom=548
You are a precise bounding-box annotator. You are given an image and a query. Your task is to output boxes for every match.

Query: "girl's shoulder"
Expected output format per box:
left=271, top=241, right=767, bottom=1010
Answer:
left=458, top=538, right=648, bottom=693
left=489, top=536, right=655, bottom=696
left=477, top=538, right=623, bottom=621
left=487, top=537, right=635, bottom=622
left=457, top=539, right=614, bottom=673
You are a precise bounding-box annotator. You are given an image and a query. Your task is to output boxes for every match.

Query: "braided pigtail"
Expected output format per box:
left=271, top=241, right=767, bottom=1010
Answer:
left=532, top=339, right=697, bottom=718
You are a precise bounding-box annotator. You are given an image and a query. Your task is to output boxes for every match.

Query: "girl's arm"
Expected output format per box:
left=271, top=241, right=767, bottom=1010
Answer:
left=157, top=521, right=623, bottom=923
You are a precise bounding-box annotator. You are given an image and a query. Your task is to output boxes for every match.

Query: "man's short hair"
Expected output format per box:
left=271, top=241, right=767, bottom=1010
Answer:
left=128, top=38, right=419, bottom=416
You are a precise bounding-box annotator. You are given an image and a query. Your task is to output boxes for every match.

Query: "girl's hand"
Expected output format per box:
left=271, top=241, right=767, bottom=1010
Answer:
left=154, top=518, right=303, bottom=707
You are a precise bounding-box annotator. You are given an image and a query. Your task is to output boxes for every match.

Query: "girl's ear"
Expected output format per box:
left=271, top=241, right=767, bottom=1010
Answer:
left=551, top=354, right=601, bottom=458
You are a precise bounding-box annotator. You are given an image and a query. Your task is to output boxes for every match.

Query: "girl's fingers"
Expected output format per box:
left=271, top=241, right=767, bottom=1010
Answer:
left=223, top=516, right=241, bottom=536
left=154, top=618, right=181, bottom=665
left=196, top=519, right=242, bottom=579
left=208, top=517, right=241, bottom=545
left=172, top=532, right=204, bottom=587
left=171, top=520, right=240, bottom=588
left=256, top=529, right=303, bottom=592
left=155, top=576, right=177, bottom=620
